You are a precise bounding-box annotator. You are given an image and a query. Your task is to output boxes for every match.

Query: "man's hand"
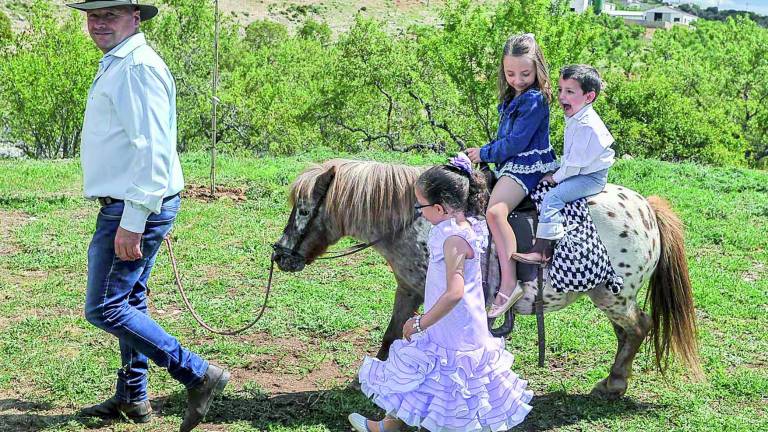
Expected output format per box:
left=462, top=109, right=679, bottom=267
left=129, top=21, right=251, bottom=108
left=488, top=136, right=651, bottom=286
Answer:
left=115, top=227, right=143, bottom=261
left=465, top=147, right=482, bottom=163
left=540, top=173, right=555, bottom=184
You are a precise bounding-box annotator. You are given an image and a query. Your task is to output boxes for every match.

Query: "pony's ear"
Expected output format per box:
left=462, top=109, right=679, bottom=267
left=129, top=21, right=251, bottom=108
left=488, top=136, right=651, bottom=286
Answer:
left=312, top=165, right=336, bottom=202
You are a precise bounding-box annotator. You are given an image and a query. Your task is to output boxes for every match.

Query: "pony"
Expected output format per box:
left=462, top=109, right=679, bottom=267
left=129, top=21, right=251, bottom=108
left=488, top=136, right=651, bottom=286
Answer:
left=272, top=159, right=702, bottom=399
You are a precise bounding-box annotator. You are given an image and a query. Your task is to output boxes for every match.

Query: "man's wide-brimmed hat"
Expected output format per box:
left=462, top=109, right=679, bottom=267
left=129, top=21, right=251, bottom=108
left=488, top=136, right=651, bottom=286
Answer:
left=66, top=0, right=158, bottom=22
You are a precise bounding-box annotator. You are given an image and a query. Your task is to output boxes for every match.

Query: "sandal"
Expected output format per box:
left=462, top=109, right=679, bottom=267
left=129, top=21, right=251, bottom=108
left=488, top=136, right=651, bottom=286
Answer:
left=348, top=413, right=401, bottom=432
left=487, top=283, right=524, bottom=318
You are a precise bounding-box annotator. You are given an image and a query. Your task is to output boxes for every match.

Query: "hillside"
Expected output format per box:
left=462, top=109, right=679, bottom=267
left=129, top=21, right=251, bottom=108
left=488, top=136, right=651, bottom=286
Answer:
left=0, top=0, right=450, bottom=34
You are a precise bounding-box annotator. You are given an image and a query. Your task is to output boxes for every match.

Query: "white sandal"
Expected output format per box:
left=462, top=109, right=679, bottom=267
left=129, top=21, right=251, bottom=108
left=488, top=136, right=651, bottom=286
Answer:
left=487, top=283, right=524, bottom=318
left=349, top=413, right=400, bottom=432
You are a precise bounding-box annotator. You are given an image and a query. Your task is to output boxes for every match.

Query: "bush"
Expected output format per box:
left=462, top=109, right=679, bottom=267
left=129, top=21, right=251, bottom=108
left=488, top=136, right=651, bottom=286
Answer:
left=142, top=0, right=240, bottom=152
left=298, top=18, right=331, bottom=45
left=0, top=1, right=99, bottom=158
left=244, top=19, right=288, bottom=50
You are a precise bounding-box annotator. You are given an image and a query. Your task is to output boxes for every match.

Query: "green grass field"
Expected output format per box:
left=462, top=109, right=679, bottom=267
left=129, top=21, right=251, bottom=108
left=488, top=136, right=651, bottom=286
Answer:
left=0, top=150, right=766, bottom=431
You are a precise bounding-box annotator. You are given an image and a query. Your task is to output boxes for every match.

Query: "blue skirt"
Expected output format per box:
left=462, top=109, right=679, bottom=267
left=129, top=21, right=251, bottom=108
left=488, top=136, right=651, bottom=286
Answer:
left=497, top=169, right=545, bottom=195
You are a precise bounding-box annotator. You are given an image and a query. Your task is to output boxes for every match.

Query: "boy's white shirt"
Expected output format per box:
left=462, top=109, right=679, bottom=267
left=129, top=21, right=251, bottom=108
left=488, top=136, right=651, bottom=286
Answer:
left=552, top=104, right=615, bottom=184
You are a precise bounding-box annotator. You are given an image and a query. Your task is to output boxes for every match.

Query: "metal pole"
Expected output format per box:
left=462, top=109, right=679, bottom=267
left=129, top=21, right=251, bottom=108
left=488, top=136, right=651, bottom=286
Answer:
left=210, top=0, right=219, bottom=197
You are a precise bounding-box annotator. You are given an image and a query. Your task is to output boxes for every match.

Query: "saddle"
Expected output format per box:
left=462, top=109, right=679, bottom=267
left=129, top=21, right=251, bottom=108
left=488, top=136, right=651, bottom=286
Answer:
left=479, top=166, right=548, bottom=366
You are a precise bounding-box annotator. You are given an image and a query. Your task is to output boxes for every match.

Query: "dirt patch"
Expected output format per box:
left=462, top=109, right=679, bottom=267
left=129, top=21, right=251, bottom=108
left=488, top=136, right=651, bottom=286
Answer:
left=741, top=261, right=765, bottom=283
left=0, top=210, right=30, bottom=256
left=232, top=330, right=370, bottom=393
left=183, top=184, right=247, bottom=203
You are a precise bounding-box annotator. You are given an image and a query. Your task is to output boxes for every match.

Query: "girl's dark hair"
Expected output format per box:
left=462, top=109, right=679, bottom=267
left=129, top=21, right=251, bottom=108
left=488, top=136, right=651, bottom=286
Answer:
left=416, top=165, right=489, bottom=217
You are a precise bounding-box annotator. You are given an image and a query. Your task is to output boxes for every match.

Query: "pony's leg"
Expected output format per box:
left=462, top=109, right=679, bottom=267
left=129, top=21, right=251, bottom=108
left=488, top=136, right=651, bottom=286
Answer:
left=486, top=177, right=527, bottom=306
left=587, top=288, right=652, bottom=399
left=376, top=286, right=423, bottom=360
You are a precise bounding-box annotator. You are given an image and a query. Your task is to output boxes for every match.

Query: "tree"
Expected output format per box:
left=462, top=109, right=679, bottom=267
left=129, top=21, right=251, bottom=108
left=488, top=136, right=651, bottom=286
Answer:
left=0, top=1, right=99, bottom=158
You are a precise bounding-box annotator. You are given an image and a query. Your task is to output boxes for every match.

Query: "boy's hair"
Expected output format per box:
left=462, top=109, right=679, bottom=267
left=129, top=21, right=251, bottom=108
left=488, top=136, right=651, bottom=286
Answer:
left=560, top=64, right=603, bottom=99
left=416, top=165, right=489, bottom=217
left=497, top=33, right=553, bottom=105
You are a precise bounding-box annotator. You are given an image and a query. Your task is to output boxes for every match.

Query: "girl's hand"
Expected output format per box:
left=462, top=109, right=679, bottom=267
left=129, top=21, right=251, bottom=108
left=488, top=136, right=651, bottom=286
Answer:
left=402, top=317, right=417, bottom=342
left=540, top=173, right=555, bottom=184
left=465, top=147, right=482, bottom=163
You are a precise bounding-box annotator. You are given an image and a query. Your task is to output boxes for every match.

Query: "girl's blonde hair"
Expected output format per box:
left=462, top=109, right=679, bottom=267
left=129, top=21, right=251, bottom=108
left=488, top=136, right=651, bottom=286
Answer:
left=497, top=33, right=553, bottom=105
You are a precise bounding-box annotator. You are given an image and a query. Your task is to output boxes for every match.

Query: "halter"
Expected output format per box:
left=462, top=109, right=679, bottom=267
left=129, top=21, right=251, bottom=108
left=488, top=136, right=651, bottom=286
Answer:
left=272, top=177, right=414, bottom=262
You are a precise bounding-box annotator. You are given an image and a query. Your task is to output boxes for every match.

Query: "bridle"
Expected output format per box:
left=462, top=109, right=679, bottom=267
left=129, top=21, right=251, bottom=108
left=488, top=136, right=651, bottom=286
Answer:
left=270, top=176, right=407, bottom=263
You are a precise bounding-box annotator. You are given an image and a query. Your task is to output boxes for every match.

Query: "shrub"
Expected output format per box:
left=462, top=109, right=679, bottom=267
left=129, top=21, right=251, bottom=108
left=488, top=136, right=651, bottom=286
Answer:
left=0, top=1, right=99, bottom=158
left=244, top=19, right=288, bottom=50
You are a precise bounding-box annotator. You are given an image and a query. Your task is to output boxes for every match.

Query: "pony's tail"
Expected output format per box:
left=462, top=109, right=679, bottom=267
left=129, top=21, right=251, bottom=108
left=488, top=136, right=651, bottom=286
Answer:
left=647, top=196, right=704, bottom=380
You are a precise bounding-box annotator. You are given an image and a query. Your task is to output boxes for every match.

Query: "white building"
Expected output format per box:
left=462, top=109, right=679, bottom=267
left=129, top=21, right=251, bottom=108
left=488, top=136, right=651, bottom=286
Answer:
left=570, top=0, right=590, bottom=13
left=569, top=0, right=615, bottom=13
left=605, top=5, right=697, bottom=28
left=644, top=6, right=698, bottom=27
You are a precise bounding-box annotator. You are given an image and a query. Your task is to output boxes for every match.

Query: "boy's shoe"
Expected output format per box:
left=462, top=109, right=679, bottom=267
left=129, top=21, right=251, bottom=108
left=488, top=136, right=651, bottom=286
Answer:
left=179, top=364, right=230, bottom=432
left=511, top=238, right=554, bottom=265
left=80, top=396, right=152, bottom=423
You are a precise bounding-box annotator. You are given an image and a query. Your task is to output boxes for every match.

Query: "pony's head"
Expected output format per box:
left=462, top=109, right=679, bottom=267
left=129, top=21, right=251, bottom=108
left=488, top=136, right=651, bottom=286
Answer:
left=273, top=162, right=339, bottom=272
left=273, top=159, right=423, bottom=272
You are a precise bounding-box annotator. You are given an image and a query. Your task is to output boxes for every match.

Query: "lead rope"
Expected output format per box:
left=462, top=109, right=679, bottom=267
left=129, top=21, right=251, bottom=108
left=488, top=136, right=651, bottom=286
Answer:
left=164, top=235, right=273, bottom=336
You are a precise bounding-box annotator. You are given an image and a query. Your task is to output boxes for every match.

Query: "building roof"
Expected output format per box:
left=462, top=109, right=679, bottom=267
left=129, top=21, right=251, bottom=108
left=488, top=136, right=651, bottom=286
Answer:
left=605, top=10, right=645, bottom=18
left=646, top=6, right=698, bottom=19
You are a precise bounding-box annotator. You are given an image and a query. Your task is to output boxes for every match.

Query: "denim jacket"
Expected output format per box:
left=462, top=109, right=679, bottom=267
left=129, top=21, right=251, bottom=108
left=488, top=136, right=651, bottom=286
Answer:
left=479, top=88, right=557, bottom=174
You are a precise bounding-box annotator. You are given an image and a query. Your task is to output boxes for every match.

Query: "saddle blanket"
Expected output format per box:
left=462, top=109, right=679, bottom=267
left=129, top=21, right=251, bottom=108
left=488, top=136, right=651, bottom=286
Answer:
left=530, top=183, right=624, bottom=294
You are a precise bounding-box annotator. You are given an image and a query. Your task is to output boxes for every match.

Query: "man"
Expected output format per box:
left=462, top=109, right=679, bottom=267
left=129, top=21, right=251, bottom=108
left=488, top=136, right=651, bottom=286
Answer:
left=66, top=1, right=229, bottom=431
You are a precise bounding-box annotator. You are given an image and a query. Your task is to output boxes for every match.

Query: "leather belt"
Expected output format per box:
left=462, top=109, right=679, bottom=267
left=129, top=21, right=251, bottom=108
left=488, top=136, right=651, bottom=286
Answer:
left=97, top=197, right=123, bottom=206
left=97, top=194, right=179, bottom=207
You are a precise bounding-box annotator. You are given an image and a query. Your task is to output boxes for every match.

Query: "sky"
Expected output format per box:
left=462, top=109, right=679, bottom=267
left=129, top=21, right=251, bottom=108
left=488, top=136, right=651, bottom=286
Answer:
left=669, top=0, right=768, bottom=15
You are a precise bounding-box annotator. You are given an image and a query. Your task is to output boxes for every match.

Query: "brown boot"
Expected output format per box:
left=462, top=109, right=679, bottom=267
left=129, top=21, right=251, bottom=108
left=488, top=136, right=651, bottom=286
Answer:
left=179, top=364, right=230, bottom=432
left=79, top=396, right=152, bottom=423
left=511, top=238, right=553, bottom=265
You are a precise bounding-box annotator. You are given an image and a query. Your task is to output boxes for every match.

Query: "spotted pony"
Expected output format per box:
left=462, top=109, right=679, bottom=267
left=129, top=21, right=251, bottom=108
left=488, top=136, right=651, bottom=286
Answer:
left=273, top=159, right=702, bottom=399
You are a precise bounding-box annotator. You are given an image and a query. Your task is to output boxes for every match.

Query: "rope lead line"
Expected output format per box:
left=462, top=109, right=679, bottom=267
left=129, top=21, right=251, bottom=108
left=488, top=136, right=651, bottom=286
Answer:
left=165, top=236, right=273, bottom=336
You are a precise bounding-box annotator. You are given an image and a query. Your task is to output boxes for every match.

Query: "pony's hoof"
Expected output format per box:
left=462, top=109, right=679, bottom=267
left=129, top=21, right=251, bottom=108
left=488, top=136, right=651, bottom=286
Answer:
left=346, top=377, right=361, bottom=391
left=590, top=377, right=626, bottom=400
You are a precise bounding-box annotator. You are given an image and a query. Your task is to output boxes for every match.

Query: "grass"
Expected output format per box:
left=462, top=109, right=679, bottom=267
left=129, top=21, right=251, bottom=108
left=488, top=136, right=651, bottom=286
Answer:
left=0, top=149, right=766, bottom=431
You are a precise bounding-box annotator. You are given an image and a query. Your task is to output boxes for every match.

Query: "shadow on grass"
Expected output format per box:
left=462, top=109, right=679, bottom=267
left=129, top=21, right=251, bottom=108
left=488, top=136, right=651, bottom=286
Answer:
left=0, top=389, right=664, bottom=431
left=160, top=387, right=664, bottom=431
left=517, top=391, right=663, bottom=431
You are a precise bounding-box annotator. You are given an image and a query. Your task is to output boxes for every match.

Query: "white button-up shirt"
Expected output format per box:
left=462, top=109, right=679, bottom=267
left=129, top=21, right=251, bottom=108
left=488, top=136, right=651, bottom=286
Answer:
left=552, top=104, right=615, bottom=184
left=81, top=33, right=184, bottom=233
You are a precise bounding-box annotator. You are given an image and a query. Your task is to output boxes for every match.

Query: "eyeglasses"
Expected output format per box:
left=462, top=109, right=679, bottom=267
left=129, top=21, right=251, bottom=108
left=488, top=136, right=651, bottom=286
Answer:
left=414, top=203, right=432, bottom=211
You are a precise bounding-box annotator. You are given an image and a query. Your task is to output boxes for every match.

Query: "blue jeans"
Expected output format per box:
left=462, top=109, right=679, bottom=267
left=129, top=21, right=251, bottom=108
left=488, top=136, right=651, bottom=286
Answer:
left=537, top=169, right=609, bottom=240
left=84, top=195, right=208, bottom=403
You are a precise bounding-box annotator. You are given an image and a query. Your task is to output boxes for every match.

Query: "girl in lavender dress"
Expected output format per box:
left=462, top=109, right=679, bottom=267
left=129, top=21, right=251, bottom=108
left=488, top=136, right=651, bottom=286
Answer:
left=349, top=153, right=533, bottom=432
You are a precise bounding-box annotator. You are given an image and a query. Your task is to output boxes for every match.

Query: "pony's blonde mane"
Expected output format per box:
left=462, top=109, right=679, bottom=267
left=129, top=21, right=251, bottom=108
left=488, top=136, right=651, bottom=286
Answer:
left=290, top=159, right=424, bottom=238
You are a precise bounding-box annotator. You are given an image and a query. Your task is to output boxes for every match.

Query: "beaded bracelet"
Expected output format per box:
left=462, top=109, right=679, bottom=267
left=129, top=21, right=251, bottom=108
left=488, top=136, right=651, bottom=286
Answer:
left=412, top=314, right=424, bottom=333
